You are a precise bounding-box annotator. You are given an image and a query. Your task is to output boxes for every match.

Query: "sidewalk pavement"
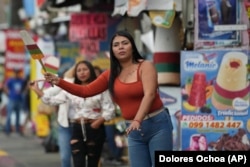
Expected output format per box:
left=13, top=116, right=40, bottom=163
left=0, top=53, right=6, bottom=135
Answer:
left=0, top=131, right=130, bottom=167
left=0, top=132, right=61, bottom=167
left=0, top=99, right=130, bottom=167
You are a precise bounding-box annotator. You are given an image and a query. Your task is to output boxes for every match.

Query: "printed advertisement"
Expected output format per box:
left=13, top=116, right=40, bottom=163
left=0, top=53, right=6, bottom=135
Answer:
left=180, top=50, right=250, bottom=151
left=55, top=41, right=81, bottom=76
left=194, top=0, right=243, bottom=49
left=69, top=13, right=108, bottom=57
left=4, top=29, right=26, bottom=80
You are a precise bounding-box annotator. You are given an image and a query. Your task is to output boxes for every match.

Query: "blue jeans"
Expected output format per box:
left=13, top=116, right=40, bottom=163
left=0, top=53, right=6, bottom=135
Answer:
left=5, top=100, right=23, bottom=134
left=105, top=124, right=123, bottom=160
left=58, top=124, right=72, bottom=167
left=126, top=108, right=173, bottom=167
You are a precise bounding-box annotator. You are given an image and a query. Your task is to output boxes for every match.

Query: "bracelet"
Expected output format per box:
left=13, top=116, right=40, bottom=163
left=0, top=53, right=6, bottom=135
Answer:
left=133, top=119, right=141, bottom=124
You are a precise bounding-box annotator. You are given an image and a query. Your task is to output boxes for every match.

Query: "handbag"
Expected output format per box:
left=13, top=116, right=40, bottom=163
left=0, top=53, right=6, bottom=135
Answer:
left=37, top=101, right=57, bottom=115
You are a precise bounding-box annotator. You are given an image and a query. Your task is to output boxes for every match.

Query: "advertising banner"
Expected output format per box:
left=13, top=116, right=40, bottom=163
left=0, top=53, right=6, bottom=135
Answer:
left=69, top=13, right=122, bottom=59
left=69, top=13, right=108, bottom=57
left=55, top=41, right=80, bottom=76
left=181, top=50, right=250, bottom=151
left=194, top=0, right=249, bottom=49
left=4, top=29, right=26, bottom=80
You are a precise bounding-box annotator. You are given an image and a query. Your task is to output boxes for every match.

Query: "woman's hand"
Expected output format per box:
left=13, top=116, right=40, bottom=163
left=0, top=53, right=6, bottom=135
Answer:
left=29, top=80, right=41, bottom=91
left=91, top=117, right=105, bottom=129
left=29, top=80, right=44, bottom=98
left=126, top=120, right=141, bottom=135
left=44, top=72, right=60, bottom=85
left=91, top=121, right=101, bottom=129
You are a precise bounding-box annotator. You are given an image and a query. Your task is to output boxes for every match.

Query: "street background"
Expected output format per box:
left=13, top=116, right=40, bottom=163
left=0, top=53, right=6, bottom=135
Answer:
left=0, top=132, right=61, bottom=167
left=0, top=130, right=130, bottom=167
left=0, top=92, right=130, bottom=167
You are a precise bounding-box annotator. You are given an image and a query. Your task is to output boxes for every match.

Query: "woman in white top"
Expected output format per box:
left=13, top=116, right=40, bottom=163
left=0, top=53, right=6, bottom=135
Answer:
left=30, top=60, right=115, bottom=167
left=41, top=66, right=75, bottom=167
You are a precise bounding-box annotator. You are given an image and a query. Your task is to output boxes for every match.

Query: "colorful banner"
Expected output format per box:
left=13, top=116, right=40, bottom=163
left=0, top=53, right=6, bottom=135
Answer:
left=69, top=13, right=122, bottom=58
left=69, top=13, right=108, bottom=57
left=181, top=50, right=250, bottom=151
left=69, top=13, right=108, bottom=42
left=194, top=0, right=244, bottom=49
left=55, top=41, right=80, bottom=76
left=4, top=29, right=26, bottom=80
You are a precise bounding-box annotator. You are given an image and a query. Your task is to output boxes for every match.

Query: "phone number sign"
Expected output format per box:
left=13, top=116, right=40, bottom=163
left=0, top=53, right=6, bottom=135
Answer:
left=181, top=121, right=243, bottom=129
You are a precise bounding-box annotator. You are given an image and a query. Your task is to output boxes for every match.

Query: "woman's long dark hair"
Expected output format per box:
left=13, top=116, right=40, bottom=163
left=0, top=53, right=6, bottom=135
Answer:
left=73, top=60, right=97, bottom=85
left=108, top=30, right=145, bottom=97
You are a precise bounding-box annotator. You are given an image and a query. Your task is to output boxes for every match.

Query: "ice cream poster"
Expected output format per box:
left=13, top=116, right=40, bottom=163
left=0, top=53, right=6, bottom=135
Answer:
left=180, top=50, right=250, bottom=151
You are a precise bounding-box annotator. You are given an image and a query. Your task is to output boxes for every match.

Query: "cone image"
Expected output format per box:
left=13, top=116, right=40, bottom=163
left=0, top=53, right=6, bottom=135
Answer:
left=212, top=52, right=249, bottom=110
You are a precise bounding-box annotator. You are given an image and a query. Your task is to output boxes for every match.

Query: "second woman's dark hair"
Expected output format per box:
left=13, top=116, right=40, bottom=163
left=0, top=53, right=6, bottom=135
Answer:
left=73, top=60, right=97, bottom=85
left=108, top=30, right=144, bottom=97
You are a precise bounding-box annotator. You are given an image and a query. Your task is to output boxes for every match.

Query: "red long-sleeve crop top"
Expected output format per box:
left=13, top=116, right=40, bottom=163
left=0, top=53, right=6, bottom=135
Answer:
left=58, top=69, right=163, bottom=120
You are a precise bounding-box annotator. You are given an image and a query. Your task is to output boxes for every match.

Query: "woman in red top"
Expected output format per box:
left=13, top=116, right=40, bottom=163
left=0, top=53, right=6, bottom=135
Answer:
left=44, top=30, right=173, bottom=167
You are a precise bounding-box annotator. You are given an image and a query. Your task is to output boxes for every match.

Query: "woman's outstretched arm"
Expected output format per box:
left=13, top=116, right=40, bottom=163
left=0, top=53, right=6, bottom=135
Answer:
left=44, top=70, right=110, bottom=98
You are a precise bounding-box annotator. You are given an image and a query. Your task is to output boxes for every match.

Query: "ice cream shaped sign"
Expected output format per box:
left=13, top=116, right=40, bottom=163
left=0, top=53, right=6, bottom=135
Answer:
left=44, top=56, right=60, bottom=74
left=19, top=30, right=46, bottom=72
left=212, top=52, right=249, bottom=111
left=20, top=30, right=55, bottom=86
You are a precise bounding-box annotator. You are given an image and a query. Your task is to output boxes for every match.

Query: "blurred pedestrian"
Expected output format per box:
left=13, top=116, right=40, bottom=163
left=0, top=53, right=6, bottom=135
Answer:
left=3, top=69, right=26, bottom=136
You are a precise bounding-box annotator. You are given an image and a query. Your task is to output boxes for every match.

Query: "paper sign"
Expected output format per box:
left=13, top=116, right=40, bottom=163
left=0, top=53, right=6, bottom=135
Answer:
left=44, top=56, right=60, bottom=74
left=19, top=30, right=44, bottom=60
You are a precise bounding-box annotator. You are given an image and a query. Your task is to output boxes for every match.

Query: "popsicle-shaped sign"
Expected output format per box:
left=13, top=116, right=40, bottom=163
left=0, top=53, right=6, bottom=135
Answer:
left=38, top=56, right=60, bottom=90
left=20, top=30, right=53, bottom=87
left=44, top=56, right=60, bottom=74
left=19, top=30, right=46, bottom=72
